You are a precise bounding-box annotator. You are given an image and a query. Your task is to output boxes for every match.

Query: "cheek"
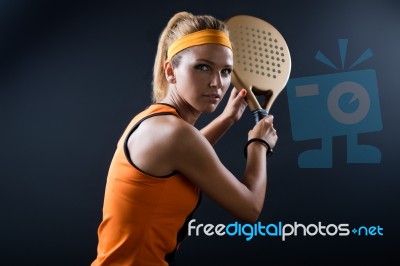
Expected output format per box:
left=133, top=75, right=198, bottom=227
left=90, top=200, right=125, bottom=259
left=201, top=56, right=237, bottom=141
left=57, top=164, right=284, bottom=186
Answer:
left=221, top=77, right=231, bottom=93
left=178, top=68, right=200, bottom=84
left=176, top=72, right=192, bottom=89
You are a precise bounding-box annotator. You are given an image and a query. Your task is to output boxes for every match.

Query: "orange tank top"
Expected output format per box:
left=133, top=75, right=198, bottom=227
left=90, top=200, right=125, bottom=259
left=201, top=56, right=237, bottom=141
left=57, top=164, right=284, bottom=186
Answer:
left=92, top=103, right=201, bottom=266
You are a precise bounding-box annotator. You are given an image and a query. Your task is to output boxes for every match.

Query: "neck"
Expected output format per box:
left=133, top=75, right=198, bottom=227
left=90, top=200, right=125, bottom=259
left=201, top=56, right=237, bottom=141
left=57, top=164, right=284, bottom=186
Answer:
left=160, top=88, right=201, bottom=125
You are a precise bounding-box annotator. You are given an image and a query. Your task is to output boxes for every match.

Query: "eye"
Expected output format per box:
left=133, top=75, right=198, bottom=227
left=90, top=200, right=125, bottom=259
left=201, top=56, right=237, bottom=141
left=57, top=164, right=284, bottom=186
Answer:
left=221, top=68, right=232, bottom=77
left=195, top=64, right=210, bottom=71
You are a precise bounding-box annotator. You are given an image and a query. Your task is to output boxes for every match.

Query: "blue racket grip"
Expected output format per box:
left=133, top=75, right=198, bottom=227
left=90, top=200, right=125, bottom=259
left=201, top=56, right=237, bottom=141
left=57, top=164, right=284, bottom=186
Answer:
left=252, top=109, right=269, bottom=123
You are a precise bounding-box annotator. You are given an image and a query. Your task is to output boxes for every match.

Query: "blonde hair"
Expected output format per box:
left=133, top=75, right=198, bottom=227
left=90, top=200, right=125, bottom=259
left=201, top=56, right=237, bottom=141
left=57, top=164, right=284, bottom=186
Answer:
left=152, top=11, right=229, bottom=103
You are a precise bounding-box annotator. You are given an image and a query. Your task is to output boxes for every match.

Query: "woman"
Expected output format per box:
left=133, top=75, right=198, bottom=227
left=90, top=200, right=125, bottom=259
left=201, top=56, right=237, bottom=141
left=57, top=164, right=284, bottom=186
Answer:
left=92, top=11, right=278, bottom=266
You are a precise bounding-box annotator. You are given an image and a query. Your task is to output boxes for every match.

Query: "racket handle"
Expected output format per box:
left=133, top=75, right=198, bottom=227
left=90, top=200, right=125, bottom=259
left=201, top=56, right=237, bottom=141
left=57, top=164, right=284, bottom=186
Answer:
left=252, top=109, right=268, bottom=123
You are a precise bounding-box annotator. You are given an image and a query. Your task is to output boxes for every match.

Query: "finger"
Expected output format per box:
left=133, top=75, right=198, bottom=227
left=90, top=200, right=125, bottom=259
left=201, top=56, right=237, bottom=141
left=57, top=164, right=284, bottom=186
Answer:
left=259, top=117, right=273, bottom=127
left=265, top=114, right=274, bottom=123
left=239, top=88, right=247, bottom=98
left=233, top=89, right=247, bottom=103
left=227, top=89, right=245, bottom=107
left=239, top=90, right=248, bottom=105
left=230, top=87, right=239, bottom=97
left=263, top=116, right=275, bottom=131
left=226, top=87, right=238, bottom=102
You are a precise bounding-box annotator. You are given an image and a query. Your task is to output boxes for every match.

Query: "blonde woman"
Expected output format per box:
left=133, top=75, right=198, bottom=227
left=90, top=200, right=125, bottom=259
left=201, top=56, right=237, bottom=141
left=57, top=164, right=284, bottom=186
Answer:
left=92, top=11, right=277, bottom=266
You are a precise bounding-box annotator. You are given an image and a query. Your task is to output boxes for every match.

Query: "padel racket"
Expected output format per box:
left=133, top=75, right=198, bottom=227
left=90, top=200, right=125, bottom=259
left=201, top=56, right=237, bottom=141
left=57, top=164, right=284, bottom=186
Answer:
left=226, top=15, right=291, bottom=123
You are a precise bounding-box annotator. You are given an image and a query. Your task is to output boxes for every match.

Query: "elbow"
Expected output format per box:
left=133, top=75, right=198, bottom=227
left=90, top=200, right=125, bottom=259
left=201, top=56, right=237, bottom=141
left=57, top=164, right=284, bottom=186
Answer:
left=243, top=197, right=264, bottom=223
left=238, top=205, right=262, bottom=223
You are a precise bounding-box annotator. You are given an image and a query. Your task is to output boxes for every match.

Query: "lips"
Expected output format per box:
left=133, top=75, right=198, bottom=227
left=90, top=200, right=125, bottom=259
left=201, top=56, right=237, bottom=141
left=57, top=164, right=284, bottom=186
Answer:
left=203, top=93, right=220, bottom=99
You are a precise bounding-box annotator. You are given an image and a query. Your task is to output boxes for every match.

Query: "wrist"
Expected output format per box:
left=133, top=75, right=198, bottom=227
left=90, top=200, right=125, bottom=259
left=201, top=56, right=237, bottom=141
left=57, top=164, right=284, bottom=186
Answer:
left=244, top=138, right=274, bottom=158
left=219, top=112, right=236, bottom=127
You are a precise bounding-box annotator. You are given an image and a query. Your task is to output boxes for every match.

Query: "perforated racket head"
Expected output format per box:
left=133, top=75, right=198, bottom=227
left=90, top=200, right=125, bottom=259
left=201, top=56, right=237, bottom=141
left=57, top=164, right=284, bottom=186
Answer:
left=226, top=15, right=291, bottom=113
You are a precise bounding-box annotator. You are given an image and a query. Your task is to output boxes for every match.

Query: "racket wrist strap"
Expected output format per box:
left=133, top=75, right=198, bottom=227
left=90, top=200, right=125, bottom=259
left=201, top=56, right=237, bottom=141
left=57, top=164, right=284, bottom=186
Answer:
left=252, top=109, right=268, bottom=123
left=244, top=138, right=273, bottom=158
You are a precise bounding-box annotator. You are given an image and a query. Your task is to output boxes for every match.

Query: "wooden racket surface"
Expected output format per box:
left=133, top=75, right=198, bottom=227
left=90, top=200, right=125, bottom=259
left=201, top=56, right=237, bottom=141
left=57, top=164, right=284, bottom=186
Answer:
left=226, top=15, right=291, bottom=113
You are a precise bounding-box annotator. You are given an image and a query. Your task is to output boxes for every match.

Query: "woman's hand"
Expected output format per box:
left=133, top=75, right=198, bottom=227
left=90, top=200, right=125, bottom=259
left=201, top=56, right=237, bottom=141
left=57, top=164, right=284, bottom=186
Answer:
left=220, top=87, right=248, bottom=124
left=248, top=115, right=278, bottom=149
left=201, top=87, right=248, bottom=145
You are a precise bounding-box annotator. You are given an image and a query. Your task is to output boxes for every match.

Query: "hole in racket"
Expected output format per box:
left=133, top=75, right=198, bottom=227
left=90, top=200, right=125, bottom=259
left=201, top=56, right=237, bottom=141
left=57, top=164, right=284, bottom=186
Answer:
left=253, top=89, right=273, bottom=111
left=234, top=37, right=287, bottom=80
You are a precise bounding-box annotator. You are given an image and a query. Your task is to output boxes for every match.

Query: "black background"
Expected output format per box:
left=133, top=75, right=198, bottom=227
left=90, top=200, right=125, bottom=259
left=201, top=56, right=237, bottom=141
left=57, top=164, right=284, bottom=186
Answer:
left=1, top=0, right=399, bottom=265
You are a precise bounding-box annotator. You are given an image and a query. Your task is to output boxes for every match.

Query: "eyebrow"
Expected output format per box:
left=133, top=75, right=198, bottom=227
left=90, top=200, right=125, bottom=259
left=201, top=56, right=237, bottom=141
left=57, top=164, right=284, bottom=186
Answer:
left=196, top=58, right=233, bottom=69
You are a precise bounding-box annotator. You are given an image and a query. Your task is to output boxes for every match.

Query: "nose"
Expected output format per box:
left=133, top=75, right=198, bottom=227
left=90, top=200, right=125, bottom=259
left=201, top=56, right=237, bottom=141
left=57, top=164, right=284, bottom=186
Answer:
left=210, top=72, right=222, bottom=89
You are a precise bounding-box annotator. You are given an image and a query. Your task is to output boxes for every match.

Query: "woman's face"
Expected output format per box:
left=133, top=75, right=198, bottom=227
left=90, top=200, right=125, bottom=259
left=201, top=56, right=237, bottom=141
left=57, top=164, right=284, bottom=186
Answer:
left=173, top=44, right=233, bottom=113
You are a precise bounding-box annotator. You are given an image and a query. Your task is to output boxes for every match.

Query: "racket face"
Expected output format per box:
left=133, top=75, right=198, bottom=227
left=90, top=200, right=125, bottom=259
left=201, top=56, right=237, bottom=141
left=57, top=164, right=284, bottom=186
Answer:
left=226, top=15, right=291, bottom=110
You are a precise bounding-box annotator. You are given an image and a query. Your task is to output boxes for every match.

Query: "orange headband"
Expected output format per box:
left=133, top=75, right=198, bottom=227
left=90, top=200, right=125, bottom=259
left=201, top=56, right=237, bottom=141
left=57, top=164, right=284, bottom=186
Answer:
left=167, top=29, right=232, bottom=60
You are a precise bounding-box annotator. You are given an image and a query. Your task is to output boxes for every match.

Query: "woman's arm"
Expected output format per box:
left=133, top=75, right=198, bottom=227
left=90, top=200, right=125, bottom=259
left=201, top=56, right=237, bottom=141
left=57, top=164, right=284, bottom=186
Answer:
left=200, top=87, right=247, bottom=145
left=128, top=112, right=277, bottom=222
left=174, top=115, right=277, bottom=222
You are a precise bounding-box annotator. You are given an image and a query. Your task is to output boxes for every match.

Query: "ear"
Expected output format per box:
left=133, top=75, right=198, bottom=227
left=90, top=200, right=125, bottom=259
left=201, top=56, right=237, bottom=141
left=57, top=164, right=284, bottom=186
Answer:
left=164, top=60, right=176, bottom=84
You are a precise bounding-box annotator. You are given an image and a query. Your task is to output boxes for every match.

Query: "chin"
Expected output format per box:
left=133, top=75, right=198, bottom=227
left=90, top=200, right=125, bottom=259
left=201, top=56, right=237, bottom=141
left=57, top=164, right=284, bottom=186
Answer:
left=201, top=103, right=220, bottom=113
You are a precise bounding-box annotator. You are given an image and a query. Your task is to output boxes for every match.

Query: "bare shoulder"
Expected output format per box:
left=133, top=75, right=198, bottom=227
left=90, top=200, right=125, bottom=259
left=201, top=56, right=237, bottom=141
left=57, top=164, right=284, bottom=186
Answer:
left=140, top=114, right=201, bottom=143
left=127, top=114, right=206, bottom=176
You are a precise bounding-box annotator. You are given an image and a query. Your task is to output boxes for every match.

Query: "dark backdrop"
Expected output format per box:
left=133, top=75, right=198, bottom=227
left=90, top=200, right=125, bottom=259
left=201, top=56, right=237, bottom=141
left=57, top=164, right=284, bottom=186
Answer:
left=1, top=0, right=399, bottom=265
